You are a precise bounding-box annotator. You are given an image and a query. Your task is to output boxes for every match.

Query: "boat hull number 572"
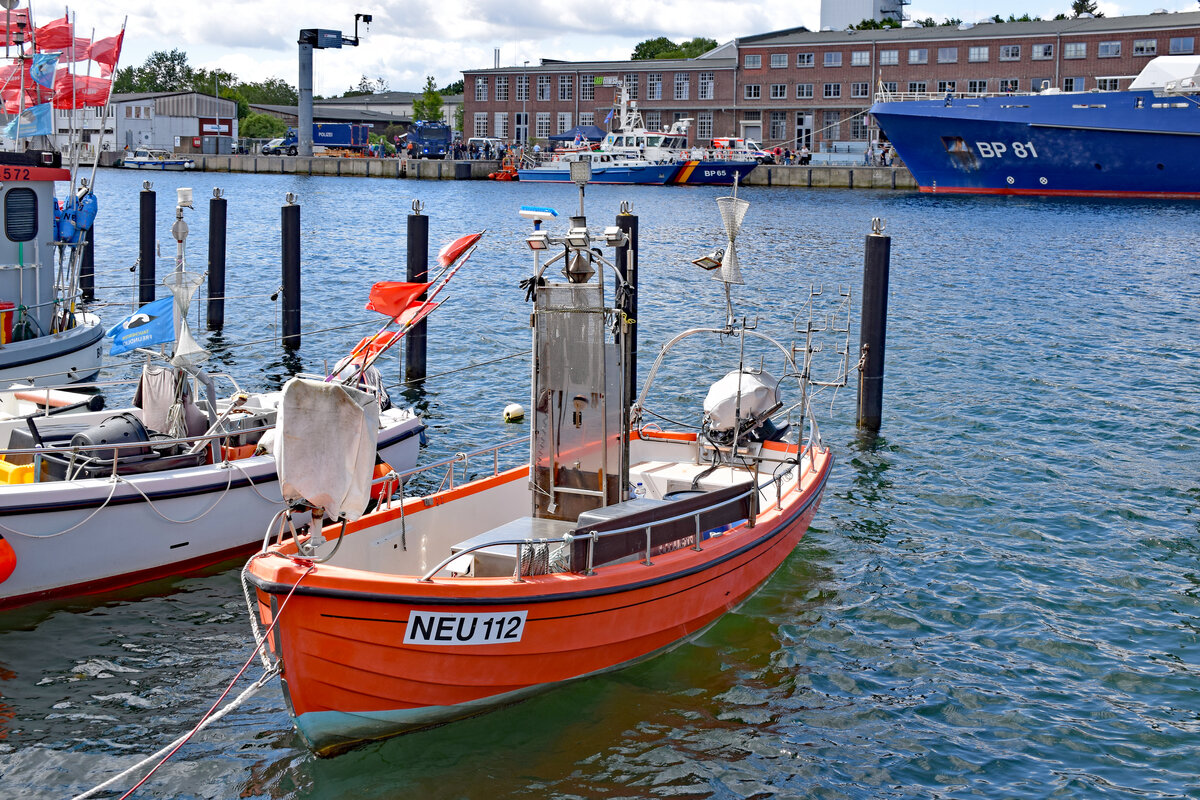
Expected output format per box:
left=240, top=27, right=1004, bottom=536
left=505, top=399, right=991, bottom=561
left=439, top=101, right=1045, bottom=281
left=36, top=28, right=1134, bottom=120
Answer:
left=404, top=610, right=529, bottom=645
left=976, top=141, right=1039, bottom=158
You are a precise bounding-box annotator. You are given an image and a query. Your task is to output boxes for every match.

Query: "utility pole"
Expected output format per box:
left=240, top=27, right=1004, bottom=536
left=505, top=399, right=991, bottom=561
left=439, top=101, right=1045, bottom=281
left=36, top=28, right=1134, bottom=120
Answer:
left=298, top=14, right=372, bottom=157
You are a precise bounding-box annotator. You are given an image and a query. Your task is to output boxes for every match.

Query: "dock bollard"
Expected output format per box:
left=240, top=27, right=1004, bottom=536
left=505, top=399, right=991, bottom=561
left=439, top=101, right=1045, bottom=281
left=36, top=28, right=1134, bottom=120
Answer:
left=79, top=227, right=94, bottom=302
left=138, top=181, right=156, bottom=306
left=207, top=188, right=227, bottom=330
left=281, top=193, right=301, bottom=348
left=857, top=217, right=891, bottom=431
left=404, top=200, right=428, bottom=383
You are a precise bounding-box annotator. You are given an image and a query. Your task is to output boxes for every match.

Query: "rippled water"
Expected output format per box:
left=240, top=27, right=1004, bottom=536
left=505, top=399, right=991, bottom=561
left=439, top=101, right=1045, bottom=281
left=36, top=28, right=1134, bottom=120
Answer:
left=1, top=171, right=1198, bottom=799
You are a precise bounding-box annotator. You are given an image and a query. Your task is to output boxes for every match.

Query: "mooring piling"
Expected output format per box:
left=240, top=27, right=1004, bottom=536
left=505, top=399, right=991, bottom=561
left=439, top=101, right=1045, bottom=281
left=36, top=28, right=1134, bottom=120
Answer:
left=857, top=217, right=891, bottom=431
left=138, top=181, right=156, bottom=306
left=281, top=193, right=301, bottom=348
left=404, top=200, right=429, bottom=383
left=79, top=227, right=94, bottom=302
left=207, top=188, right=227, bottom=330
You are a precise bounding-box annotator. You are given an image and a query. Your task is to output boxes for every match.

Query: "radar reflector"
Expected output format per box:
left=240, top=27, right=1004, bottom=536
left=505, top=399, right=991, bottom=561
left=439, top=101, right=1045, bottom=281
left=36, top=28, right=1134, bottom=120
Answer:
left=714, top=195, right=749, bottom=285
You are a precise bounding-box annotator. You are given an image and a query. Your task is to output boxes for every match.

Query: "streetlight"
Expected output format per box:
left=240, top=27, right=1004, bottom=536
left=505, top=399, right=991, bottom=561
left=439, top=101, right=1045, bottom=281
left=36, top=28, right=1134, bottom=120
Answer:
left=523, top=60, right=529, bottom=145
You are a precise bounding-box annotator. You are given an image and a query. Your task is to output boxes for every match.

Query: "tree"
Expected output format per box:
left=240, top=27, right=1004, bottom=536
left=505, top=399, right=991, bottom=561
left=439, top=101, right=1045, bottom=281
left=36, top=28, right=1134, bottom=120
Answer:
left=345, top=74, right=388, bottom=97
left=238, top=77, right=299, bottom=106
left=132, top=49, right=194, bottom=92
left=678, top=38, right=718, bottom=58
left=241, top=112, right=287, bottom=138
left=411, top=76, right=444, bottom=122
left=914, top=17, right=938, bottom=27
left=440, top=79, right=464, bottom=95
left=852, top=18, right=900, bottom=29
left=454, top=104, right=463, bottom=134
left=632, top=36, right=679, bottom=60
left=113, top=65, right=135, bottom=93
left=631, top=36, right=718, bottom=60
left=1071, top=0, right=1102, bottom=16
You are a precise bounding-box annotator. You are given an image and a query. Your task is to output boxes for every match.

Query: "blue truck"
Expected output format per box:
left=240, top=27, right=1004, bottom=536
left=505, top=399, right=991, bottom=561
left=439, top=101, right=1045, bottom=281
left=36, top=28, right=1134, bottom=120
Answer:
left=262, top=123, right=371, bottom=155
left=405, top=120, right=452, bottom=159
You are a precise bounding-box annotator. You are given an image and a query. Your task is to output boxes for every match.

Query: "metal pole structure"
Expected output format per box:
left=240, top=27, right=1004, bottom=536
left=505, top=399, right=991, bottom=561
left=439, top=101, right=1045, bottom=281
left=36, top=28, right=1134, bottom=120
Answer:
left=138, top=182, right=155, bottom=306
left=404, top=203, right=429, bottom=383
left=207, top=188, right=227, bottom=329
left=857, top=217, right=891, bottom=431
left=79, top=227, right=94, bottom=302
left=614, top=203, right=638, bottom=500
left=281, top=194, right=301, bottom=348
left=298, top=38, right=313, bottom=157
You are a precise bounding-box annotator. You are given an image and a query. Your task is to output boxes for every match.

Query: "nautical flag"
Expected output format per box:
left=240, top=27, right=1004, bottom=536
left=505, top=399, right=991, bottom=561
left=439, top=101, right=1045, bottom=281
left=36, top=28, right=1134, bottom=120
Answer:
left=107, top=296, right=176, bottom=356
left=88, top=31, right=123, bottom=75
left=33, top=15, right=72, bottom=49
left=3, top=102, right=53, bottom=138
left=30, top=53, right=58, bottom=89
left=364, top=282, right=427, bottom=318
left=604, top=109, right=614, bottom=124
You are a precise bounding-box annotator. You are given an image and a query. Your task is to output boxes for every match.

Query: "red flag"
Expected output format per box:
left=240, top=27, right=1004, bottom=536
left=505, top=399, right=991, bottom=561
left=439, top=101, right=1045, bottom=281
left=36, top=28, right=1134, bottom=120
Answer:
left=52, top=69, right=112, bottom=108
left=437, top=231, right=484, bottom=267
left=88, top=31, right=122, bottom=69
left=364, top=281, right=427, bottom=318
left=2, top=86, right=38, bottom=114
left=0, top=62, right=22, bottom=88
left=33, top=15, right=70, bottom=50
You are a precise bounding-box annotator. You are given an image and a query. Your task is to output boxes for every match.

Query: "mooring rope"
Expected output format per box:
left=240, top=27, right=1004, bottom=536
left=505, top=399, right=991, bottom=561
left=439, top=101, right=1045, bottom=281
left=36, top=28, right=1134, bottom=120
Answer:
left=69, top=562, right=314, bottom=800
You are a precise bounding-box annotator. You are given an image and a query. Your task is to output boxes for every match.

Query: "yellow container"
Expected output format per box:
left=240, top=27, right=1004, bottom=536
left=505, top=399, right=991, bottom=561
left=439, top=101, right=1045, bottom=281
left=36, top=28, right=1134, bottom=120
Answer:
left=0, top=459, right=34, bottom=484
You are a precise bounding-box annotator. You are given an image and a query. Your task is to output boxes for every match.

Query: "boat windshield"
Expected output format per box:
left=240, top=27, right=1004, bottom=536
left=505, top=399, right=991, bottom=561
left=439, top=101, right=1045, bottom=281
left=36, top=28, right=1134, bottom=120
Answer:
left=646, top=136, right=662, bottom=146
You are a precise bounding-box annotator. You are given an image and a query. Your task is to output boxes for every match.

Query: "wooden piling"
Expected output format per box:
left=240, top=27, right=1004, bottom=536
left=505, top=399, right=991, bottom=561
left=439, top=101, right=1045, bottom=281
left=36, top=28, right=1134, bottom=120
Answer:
left=207, top=191, right=227, bottom=330
left=281, top=197, right=301, bottom=348
left=404, top=209, right=429, bottom=383
left=138, top=186, right=155, bottom=306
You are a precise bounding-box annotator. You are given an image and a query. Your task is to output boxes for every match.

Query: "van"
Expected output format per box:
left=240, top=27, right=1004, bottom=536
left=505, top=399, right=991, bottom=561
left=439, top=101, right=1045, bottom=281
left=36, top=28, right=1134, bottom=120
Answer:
left=466, top=137, right=505, bottom=156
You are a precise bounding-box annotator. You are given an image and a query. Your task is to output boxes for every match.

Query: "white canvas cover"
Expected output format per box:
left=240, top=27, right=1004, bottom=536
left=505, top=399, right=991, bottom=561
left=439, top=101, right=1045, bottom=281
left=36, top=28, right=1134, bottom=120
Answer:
left=276, top=378, right=380, bottom=521
left=703, top=370, right=778, bottom=432
left=1129, top=56, right=1200, bottom=90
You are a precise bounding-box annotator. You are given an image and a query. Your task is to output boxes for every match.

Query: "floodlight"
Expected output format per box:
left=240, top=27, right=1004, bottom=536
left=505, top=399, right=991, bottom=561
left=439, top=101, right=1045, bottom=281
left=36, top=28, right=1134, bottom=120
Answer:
left=526, top=230, right=550, bottom=251
left=565, top=226, right=590, bottom=249
left=692, top=248, right=724, bottom=271
left=569, top=159, right=592, bottom=185
left=603, top=226, right=627, bottom=247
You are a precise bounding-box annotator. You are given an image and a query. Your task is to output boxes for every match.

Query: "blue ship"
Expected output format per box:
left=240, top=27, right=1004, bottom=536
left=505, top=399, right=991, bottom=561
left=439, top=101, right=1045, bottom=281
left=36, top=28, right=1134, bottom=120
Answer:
left=870, top=56, right=1200, bottom=198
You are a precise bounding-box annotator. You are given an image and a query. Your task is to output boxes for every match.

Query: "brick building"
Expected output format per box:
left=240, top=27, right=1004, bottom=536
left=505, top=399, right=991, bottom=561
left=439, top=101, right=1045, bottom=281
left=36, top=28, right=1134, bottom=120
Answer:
left=463, top=11, right=1200, bottom=150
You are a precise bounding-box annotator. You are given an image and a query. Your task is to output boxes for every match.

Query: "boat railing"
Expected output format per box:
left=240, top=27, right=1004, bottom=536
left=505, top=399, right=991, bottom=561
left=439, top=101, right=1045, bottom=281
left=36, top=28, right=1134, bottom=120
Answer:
left=419, top=484, right=758, bottom=583
left=3, top=372, right=246, bottom=415
left=376, top=435, right=530, bottom=505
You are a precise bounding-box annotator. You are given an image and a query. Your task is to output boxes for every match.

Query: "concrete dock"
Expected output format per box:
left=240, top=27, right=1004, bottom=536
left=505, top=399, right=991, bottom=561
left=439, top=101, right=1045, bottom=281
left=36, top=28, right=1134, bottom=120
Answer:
left=98, top=152, right=918, bottom=190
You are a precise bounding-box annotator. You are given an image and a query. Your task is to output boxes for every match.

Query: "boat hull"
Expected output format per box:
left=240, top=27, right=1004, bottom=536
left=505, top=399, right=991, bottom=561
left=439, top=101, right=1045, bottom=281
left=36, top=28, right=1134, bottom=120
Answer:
left=121, top=160, right=195, bottom=171
left=517, top=164, right=676, bottom=184
left=0, top=314, right=104, bottom=387
left=247, top=442, right=832, bottom=755
left=0, top=413, right=423, bottom=608
left=871, top=90, right=1200, bottom=198
left=669, top=160, right=759, bottom=186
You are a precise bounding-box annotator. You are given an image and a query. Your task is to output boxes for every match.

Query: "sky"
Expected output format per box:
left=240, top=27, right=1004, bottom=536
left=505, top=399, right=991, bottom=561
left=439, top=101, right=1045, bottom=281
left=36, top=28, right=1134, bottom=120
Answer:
left=33, top=0, right=1200, bottom=96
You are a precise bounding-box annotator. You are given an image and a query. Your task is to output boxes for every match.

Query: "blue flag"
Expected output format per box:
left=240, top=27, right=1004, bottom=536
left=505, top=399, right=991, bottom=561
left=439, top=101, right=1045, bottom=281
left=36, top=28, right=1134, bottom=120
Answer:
left=3, top=102, right=53, bottom=139
left=30, top=53, right=58, bottom=89
left=106, top=296, right=175, bottom=355
left=604, top=109, right=614, bottom=124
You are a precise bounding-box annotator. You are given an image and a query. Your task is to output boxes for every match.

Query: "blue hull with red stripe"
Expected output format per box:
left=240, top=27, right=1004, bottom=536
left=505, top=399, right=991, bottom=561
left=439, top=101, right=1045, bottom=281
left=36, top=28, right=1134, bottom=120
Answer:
left=670, top=160, right=759, bottom=186
left=871, top=86, right=1200, bottom=198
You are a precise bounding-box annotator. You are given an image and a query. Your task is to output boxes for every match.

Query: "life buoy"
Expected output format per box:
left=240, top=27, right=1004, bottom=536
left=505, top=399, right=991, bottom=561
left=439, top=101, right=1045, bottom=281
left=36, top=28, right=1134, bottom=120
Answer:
left=0, top=533, right=16, bottom=584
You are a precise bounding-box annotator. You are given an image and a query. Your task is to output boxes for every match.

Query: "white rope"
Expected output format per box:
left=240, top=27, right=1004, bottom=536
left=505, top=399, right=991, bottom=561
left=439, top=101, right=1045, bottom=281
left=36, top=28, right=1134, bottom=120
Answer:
left=0, top=476, right=122, bottom=538
left=113, top=464, right=236, bottom=525
left=227, top=459, right=287, bottom=505
left=68, top=668, right=277, bottom=800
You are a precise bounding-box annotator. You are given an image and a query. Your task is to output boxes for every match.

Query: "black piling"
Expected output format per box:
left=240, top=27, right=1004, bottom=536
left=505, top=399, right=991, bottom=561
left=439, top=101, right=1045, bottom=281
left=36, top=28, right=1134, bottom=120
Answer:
left=281, top=196, right=301, bottom=349
left=857, top=218, right=891, bottom=431
left=79, top=227, right=94, bottom=302
left=138, top=185, right=156, bottom=306
left=207, top=190, right=227, bottom=330
left=404, top=208, right=429, bottom=383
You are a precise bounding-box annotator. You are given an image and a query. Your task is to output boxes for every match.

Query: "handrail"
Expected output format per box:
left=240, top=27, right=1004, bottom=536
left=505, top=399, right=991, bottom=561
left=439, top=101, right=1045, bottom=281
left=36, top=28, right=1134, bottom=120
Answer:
left=387, top=435, right=529, bottom=485
left=0, top=420, right=277, bottom=459
left=417, top=484, right=756, bottom=582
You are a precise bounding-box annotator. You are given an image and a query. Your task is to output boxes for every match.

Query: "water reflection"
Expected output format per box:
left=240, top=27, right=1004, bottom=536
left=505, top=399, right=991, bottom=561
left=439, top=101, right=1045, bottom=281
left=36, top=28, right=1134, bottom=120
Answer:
left=262, top=350, right=305, bottom=390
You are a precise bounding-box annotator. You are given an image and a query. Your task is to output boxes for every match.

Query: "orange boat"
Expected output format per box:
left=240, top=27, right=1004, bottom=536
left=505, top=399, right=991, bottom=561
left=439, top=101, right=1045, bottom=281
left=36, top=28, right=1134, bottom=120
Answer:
left=244, top=179, right=835, bottom=756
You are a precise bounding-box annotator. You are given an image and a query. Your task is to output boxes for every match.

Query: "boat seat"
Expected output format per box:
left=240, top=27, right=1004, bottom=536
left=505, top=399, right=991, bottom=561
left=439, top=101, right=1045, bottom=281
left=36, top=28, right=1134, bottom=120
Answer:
left=448, top=516, right=574, bottom=578
left=629, top=461, right=754, bottom=499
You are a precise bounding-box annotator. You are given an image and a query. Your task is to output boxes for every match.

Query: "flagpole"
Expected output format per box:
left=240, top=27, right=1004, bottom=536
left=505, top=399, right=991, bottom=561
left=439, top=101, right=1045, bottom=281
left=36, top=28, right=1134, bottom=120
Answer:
left=83, top=18, right=124, bottom=196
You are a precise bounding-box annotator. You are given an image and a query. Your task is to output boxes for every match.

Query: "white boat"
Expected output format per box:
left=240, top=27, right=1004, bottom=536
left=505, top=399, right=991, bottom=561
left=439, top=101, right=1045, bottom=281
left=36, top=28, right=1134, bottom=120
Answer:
left=121, top=148, right=196, bottom=170
left=0, top=150, right=104, bottom=387
left=0, top=372, right=424, bottom=608
left=518, top=148, right=678, bottom=184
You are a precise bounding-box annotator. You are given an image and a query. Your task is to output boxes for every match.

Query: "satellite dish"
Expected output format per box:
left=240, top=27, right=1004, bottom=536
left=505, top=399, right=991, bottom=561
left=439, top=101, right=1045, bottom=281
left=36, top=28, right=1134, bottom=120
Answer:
left=0, top=1, right=19, bottom=10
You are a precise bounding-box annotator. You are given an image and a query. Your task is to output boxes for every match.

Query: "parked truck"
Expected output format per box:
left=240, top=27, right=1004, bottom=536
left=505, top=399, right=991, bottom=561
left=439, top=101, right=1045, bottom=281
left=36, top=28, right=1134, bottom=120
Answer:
left=262, top=123, right=371, bottom=155
left=404, top=120, right=452, bottom=159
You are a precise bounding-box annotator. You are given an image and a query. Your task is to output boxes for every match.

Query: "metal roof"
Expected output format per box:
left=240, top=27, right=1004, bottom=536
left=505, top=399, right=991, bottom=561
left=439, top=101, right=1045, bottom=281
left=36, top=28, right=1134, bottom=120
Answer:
left=742, top=11, right=1200, bottom=46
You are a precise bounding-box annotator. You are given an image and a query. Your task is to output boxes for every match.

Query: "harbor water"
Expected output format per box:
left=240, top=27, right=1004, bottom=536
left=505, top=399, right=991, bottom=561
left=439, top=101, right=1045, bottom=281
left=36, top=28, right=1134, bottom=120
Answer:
left=0, top=171, right=1197, bottom=799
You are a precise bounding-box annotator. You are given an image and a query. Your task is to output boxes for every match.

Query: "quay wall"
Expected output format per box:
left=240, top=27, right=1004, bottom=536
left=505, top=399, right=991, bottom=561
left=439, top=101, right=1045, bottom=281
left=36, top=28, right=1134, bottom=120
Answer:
left=97, top=153, right=918, bottom=190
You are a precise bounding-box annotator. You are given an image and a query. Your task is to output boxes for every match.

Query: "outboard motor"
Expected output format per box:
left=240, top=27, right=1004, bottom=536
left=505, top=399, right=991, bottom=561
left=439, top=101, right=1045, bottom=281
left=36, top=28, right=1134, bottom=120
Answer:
left=701, top=369, right=788, bottom=446
left=69, top=412, right=151, bottom=461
